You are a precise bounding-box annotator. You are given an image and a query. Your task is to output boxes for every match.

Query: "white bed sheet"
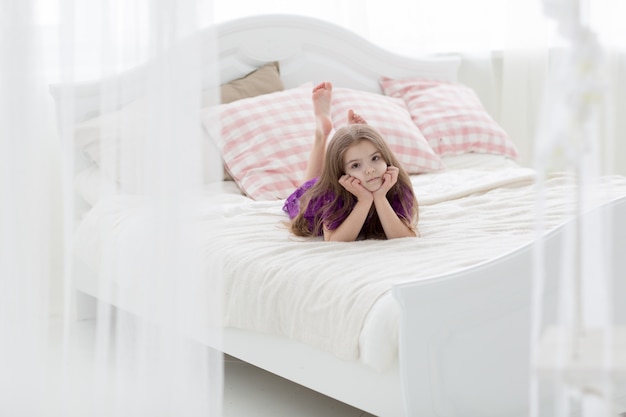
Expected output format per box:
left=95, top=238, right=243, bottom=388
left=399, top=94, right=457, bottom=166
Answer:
left=73, top=156, right=626, bottom=371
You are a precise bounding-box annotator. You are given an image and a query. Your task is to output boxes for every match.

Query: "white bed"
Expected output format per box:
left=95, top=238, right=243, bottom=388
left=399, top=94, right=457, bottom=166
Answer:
left=51, top=14, right=626, bottom=417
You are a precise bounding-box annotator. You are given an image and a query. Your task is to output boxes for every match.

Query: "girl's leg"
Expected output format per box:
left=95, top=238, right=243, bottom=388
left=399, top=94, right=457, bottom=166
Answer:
left=347, top=109, right=367, bottom=125
left=304, top=82, right=333, bottom=182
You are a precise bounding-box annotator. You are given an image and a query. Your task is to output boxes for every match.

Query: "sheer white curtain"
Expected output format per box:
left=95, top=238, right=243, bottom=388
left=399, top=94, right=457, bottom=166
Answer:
left=1, top=0, right=222, bottom=416
left=2, top=0, right=624, bottom=415
left=531, top=2, right=622, bottom=416
left=1, top=3, right=56, bottom=414
left=213, top=0, right=551, bottom=52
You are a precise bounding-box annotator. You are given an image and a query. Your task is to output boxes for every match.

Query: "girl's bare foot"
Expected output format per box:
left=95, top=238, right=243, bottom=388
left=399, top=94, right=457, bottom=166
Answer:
left=312, top=82, right=333, bottom=138
left=348, top=109, right=368, bottom=125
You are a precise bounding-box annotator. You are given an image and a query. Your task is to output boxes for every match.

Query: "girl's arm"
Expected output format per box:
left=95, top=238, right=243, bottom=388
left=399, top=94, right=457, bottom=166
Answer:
left=323, top=175, right=372, bottom=242
left=373, top=166, right=416, bottom=239
left=373, top=196, right=416, bottom=239
left=323, top=199, right=372, bottom=241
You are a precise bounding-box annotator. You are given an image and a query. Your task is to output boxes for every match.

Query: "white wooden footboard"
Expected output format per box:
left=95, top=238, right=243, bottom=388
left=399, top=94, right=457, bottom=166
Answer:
left=393, top=196, right=626, bottom=417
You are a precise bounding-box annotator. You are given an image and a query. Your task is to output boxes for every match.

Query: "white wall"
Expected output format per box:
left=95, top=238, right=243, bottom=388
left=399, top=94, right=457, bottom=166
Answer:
left=458, top=49, right=626, bottom=176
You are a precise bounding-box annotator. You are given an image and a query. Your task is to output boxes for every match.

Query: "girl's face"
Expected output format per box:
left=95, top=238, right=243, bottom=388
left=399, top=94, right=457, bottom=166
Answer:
left=343, top=140, right=389, bottom=192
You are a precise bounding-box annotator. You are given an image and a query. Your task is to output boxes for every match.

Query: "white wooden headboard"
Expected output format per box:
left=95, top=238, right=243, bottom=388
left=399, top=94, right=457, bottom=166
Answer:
left=214, top=14, right=460, bottom=93
left=50, top=14, right=461, bottom=124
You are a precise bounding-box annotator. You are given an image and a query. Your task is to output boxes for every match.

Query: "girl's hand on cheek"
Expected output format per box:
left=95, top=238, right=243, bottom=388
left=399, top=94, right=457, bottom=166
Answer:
left=339, top=175, right=373, bottom=203
left=374, top=166, right=399, bottom=197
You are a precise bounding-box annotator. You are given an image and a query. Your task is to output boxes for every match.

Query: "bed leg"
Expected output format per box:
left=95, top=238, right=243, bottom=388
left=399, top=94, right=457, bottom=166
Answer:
left=73, top=290, right=97, bottom=321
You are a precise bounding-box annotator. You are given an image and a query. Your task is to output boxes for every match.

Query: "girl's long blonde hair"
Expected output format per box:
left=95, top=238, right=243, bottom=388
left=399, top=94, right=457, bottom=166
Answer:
left=290, top=124, right=418, bottom=239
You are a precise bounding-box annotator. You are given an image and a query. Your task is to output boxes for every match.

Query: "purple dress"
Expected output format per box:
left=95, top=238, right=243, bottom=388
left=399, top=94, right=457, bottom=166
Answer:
left=282, top=178, right=348, bottom=235
left=282, top=177, right=414, bottom=237
left=282, top=178, right=319, bottom=220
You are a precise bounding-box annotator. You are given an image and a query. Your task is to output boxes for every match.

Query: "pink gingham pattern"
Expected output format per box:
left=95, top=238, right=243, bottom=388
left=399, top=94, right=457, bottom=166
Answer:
left=217, top=86, right=315, bottom=200
left=331, top=88, right=444, bottom=174
left=380, top=78, right=519, bottom=159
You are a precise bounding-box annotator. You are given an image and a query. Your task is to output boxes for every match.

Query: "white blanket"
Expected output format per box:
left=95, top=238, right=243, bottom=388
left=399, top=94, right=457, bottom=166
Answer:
left=74, top=166, right=626, bottom=371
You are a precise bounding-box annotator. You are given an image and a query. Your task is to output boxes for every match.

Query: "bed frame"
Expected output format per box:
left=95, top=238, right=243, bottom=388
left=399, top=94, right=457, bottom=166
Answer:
left=51, top=14, right=626, bottom=417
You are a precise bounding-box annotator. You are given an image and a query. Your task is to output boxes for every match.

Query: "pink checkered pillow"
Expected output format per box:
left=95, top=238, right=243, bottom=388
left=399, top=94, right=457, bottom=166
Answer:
left=380, top=78, right=519, bottom=159
left=212, top=86, right=314, bottom=200
left=331, top=88, right=444, bottom=174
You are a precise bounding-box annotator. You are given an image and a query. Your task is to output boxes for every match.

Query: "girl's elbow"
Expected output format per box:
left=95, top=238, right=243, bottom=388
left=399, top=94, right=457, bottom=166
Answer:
left=326, top=235, right=356, bottom=242
left=324, top=230, right=356, bottom=242
left=388, top=228, right=417, bottom=239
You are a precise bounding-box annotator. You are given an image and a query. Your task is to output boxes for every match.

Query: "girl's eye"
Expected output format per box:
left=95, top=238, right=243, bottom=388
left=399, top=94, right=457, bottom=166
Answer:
left=372, top=155, right=380, bottom=161
left=351, top=163, right=360, bottom=169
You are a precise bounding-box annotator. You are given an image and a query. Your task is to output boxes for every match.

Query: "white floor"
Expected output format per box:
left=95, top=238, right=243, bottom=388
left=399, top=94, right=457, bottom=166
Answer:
left=46, top=318, right=374, bottom=417
left=224, top=355, right=374, bottom=417
left=44, top=318, right=626, bottom=417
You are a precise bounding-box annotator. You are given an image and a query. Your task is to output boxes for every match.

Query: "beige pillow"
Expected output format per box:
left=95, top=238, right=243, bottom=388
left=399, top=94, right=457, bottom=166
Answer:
left=200, top=61, right=284, bottom=106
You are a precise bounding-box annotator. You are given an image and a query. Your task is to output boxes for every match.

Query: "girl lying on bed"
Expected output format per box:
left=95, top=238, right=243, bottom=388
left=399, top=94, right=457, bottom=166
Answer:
left=283, top=81, right=419, bottom=241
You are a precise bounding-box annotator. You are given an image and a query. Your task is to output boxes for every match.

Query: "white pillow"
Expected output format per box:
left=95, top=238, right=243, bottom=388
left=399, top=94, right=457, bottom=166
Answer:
left=441, top=154, right=521, bottom=171
left=74, top=165, right=120, bottom=206
left=74, top=99, right=210, bottom=191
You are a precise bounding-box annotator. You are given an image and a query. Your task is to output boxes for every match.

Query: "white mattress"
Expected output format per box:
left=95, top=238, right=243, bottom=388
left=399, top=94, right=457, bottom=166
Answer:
left=73, top=155, right=626, bottom=371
